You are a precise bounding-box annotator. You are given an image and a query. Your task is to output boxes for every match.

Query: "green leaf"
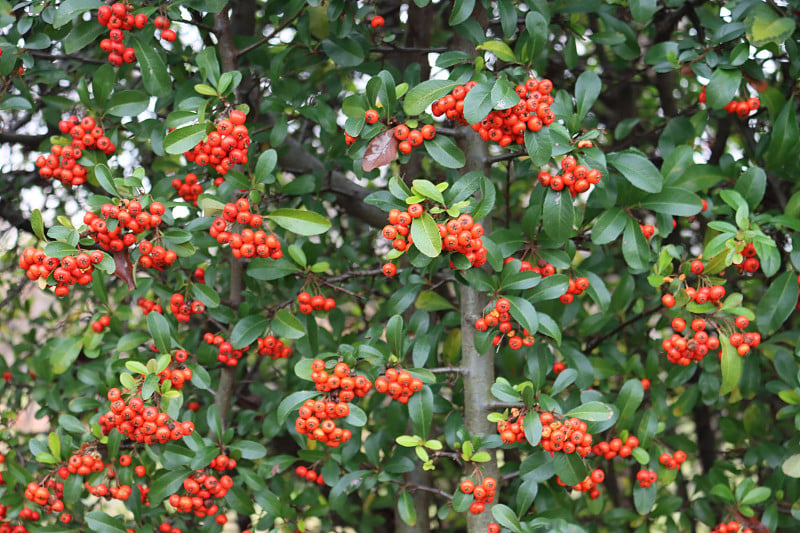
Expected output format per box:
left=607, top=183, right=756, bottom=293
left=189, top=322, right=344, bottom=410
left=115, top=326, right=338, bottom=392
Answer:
left=449, top=0, right=476, bottom=25
left=756, top=270, right=799, bottom=335
left=398, top=489, right=417, bottom=526
left=524, top=129, right=552, bottom=167
left=423, top=134, right=466, bottom=169
left=608, top=150, right=663, bottom=193
left=552, top=452, right=587, bottom=486
left=477, top=40, right=517, bottom=63
left=542, top=188, right=574, bottom=242
left=59, top=414, right=86, bottom=434
left=46, top=336, right=83, bottom=375
left=415, top=290, right=455, bottom=311
left=231, top=315, right=268, bottom=349
left=463, top=82, right=494, bottom=125
left=615, top=379, right=644, bottom=429
left=492, top=504, right=523, bottom=533
left=591, top=207, right=627, bottom=244
left=412, top=179, right=445, bottom=204
left=386, top=315, right=404, bottom=357
left=255, top=149, right=278, bottom=183
left=267, top=208, right=332, bottom=236
left=630, top=0, right=657, bottom=23
left=640, top=187, right=703, bottom=216
left=524, top=411, right=543, bottom=445
left=564, top=401, right=617, bottom=423
left=93, top=164, right=118, bottom=196
left=132, top=36, right=172, bottom=98
left=85, top=511, right=128, bottom=533
left=190, top=283, right=220, bottom=308
left=766, top=96, right=799, bottom=169
left=505, top=295, right=538, bottom=335
left=277, top=391, right=318, bottom=425
left=409, top=386, right=433, bottom=439
left=575, top=70, right=601, bottom=120
left=125, top=361, right=148, bottom=375
left=48, top=432, right=61, bottom=461
left=321, top=37, right=365, bottom=67
left=705, top=68, right=742, bottom=110
left=552, top=368, right=577, bottom=395
left=31, top=209, right=45, bottom=241
left=622, top=217, right=650, bottom=271
left=491, top=78, right=519, bottom=110
left=149, top=467, right=194, bottom=505
left=403, top=80, right=460, bottom=116
left=272, top=309, right=305, bottom=339
left=411, top=212, right=443, bottom=258
left=164, top=123, right=208, bottom=155
left=740, top=486, right=771, bottom=505
left=107, top=90, right=150, bottom=117
left=735, top=166, right=766, bottom=208
left=146, top=312, right=171, bottom=354
left=524, top=11, right=549, bottom=60
left=246, top=257, right=298, bottom=280
left=53, top=0, right=101, bottom=29
left=345, top=403, right=368, bottom=427
left=230, top=440, right=268, bottom=460
left=782, top=454, right=800, bottom=478
left=634, top=484, right=657, bottom=515
left=745, top=4, right=796, bottom=47
left=537, top=313, right=562, bottom=346
left=719, top=334, right=743, bottom=396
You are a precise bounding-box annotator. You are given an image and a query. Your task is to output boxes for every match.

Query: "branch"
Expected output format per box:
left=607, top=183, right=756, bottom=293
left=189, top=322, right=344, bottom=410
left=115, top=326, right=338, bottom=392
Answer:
left=236, top=7, right=306, bottom=58
left=584, top=303, right=662, bottom=352
left=0, top=132, right=48, bottom=147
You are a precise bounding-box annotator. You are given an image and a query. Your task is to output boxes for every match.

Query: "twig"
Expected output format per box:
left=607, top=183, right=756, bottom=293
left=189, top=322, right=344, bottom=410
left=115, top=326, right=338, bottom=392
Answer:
left=584, top=303, right=662, bottom=352
left=429, top=366, right=464, bottom=374
left=237, top=8, right=306, bottom=58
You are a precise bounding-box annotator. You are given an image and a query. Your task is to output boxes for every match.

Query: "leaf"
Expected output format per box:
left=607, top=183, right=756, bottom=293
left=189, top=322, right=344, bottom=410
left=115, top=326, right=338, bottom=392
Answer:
left=463, top=82, right=494, bottom=125
left=403, top=80, right=460, bottom=116
left=85, top=511, right=128, bottom=533
left=59, top=414, right=86, bottom=434
left=410, top=212, right=443, bottom=258
left=149, top=468, right=193, bottom=505
left=735, top=166, right=766, bottom=208
left=766, top=96, right=799, bottom=170
left=542, top=188, right=574, bottom=242
left=107, top=90, right=150, bottom=117
left=705, top=68, right=742, bottom=110
left=190, top=283, right=220, bottom=308
left=575, top=70, right=601, bottom=120
left=424, top=134, right=466, bottom=169
left=634, top=484, right=657, bottom=515
left=272, top=309, right=305, bottom=339
left=93, top=164, right=119, bottom=196
left=477, top=40, right=517, bottom=63
left=345, top=403, right=368, bottom=427
left=449, top=0, right=476, bottom=25
left=164, top=123, right=208, bottom=155
left=132, top=36, right=172, bottom=98
left=276, top=390, right=318, bottom=425
left=362, top=129, right=398, bottom=172
left=31, top=209, right=45, bottom=241
left=146, top=312, right=171, bottom=354
left=745, top=5, right=796, bottom=47
left=740, top=486, right=771, bottom=505
left=640, top=187, right=703, bottom=216
left=564, top=401, right=617, bottom=423
left=719, top=334, right=743, bottom=396
left=591, top=207, right=627, bottom=244
left=398, top=489, right=417, bottom=526
left=756, top=271, right=799, bottom=335
left=230, top=315, right=268, bottom=349
left=230, top=440, right=268, bottom=460
left=524, top=411, right=543, bottom=446
left=415, top=290, right=455, bottom=311
left=782, top=454, right=800, bottom=478
left=630, top=0, right=657, bottom=23
left=53, top=0, right=101, bottom=29
left=622, top=217, right=650, bottom=271
left=409, top=386, right=433, bottom=439
left=552, top=369, right=577, bottom=395
left=412, top=179, right=445, bottom=204
left=615, top=379, right=644, bottom=429
left=552, top=452, right=587, bottom=486
left=524, top=129, right=552, bottom=167
left=247, top=257, right=298, bottom=281
left=48, top=432, right=61, bottom=461
left=505, top=295, right=538, bottom=335
left=608, top=150, right=663, bottom=193
left=537, top=313, right=562, bottom=346
left=254, top=149, right=277, bottom=183
left=267, top=208, right=332, bottom=236
left=492, top=504, right=523, bottom=533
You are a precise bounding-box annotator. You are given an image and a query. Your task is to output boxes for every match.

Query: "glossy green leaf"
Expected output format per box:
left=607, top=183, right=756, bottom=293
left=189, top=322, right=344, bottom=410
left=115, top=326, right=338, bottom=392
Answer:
left=622, top=217, right=650, bottom=271
left=463, top=82, right=494, bottom=125
left=267, top=208, right=332, bottom=236
left=449, top=0, right=476, bottom=25
left=564, top=401, right=617, bottom=423
left=505, top=295, right=538, bottom=335
left=524, top=129, right=552, bottom=167
left=53, top=0, right=102, bottom=29
left=756, top=270, right=799, bottom=335
left=542, top=188, right=574, bottom=242
left=423, top=133, right=466, bottom=169
left=552, top=451, right=587, bottom=486
left=719, top=334, right=743, bottom=396
left=492, top=504, right=523, bottom=533
left=410, top=212, right=443, bottom=258
left=640, top=187, right=703, bottom=216
left=575, top=70, right=601, bottom=120
left=85, top=511, right=128, bottom=533
left=146, top=312, right=172, bottom=354
left=398, top=489, right=417, bottom=526
left=164, top=123, right=207, bottom=155
left=705, top=68, right=742, bottom=110
left=615, top=379, right=644, bottom=429
left=230, top=315, right=268, bottom=349
left=132, top=36, right=172, bottom=98
left=403, top=80, right=460, bottom=116
left=592, top=207, right=627, bottom=244
left=107, top=90, right=150, bottom=117
left=409, top=386, right=433, bottom=439
left=608, top=150, right=663, bottom=193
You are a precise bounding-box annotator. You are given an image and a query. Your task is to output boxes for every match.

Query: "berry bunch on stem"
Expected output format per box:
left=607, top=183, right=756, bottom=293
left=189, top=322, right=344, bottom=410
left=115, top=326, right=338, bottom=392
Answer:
left=184, top=111, right=250, bottom=180
left=374, top=366, right=424, bottom=403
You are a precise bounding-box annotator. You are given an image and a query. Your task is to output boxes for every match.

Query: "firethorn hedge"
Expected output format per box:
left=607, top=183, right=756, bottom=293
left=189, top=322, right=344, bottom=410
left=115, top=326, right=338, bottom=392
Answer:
left=1, top=1, right=800, bottom=533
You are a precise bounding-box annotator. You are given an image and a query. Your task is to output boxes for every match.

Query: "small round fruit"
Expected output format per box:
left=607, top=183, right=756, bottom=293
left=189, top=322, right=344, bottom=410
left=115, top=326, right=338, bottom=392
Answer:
left=364, top=109, right=379, bottom=124
left=370, top=15, right=385, bottom=28
left=382, top=263, right=397, bottom=277
left=661, top=294, right=675, bottom=308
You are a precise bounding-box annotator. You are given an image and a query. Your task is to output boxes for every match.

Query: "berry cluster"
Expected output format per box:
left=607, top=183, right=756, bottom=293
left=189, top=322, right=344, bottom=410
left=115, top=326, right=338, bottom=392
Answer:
left=439, top=78, right=556, bottom=146
left=256, top=335, right=292, bottom=359
left=733, top=243, right=760, bottom=273
left=99, top=388, right=194, bottom=444
left=393, top=123, right=437, bottom=155
left=167, top=456, right=235, bottom=520
left=297, top=292, right=336, bottom=315
left=84, top=199, right=164, bottom=252
left=374, top=366, right=424, bottom=404
left=664, top=317, right=720, bottom=366
left=168, top=293, right=204, bottom=323
left=171, top=173, right=203, bottom=205
left=0, top=503, right=31, bottom=531
left=158, top=523, right=183, bottom=533
left=458, top=477, right=497, bottom=515
left=35, top=116, right=115, bottom=186
left=658, top=450, right=687, bottom=470
left=153, top=15, right=176, bottom=43
left=65, top=449, right=105, bottom=477
left=209, top=198, right=282, bottom=259
left=91, top=315, right=111, bottom=333
left=540, top=412, right=593, bottom=456
left=184, top=111, right=251, bottom=178
left=97, top=3, right=146, bottom=65
left=193, top=267, right=206, bottom=284
left=711, top=521, right=753, bottom=533
left=439, top=213, right=487, bottom=269
left=85, top=480, right=134, bottom=502
left=19, top=247, right=103, bottom=297
left=504, top=256, right=555, bottom=277
left=557, top=468, right=605, bottom=499
left=310, top=360, right=372, bottom=400
left=496, top=407, right=526, bottom=445
left=474, top=297, right=536, bottom=350
left=294, top=465, right=326, bottom=485
left=560, top=276, right=589, bottom=305
left=157, top=350, right=192, bottom=390
left=294, top=397, right=353, bottom=447
left=24, top=480, right=63, bottom=514
left=136, top=297, right=164, bottom=315
left=138, top=239, right=178, bottom=270
left=727, top=316, right=761, bottom=357
left=635, top=469, right=658, bottom=487
left=538, top=155, right=602, bottom=197
left=203, top=333, right=248, bottom=366
left=592, top=435, right=639, bottom=460
left=699, top=87, right=760, bottom=117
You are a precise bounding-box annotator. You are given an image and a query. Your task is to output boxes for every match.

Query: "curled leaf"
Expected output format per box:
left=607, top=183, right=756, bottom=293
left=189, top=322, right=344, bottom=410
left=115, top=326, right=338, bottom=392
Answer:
left=113, top=249, right=136, bottom=290
left=362, top=129, right=398, bottom=172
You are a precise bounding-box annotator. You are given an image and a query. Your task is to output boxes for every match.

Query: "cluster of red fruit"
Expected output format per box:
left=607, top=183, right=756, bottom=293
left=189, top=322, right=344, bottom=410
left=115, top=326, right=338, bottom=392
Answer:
left=297, top=292, right=336, bottom=314
left=439, top=213, right=487, bottom=269
left=84, top=199, right=164, bottom=252
left=158, top=523, right=183, bottom=533
left=505, top=256, right=556, bottom=277
left=592, top=435, right=639, bottom=460
left=699, top=87, right=760, bottom=117
left=474, top=297, right=536, bottom=350
left=171, top=173, right=203, bottom=205
left=295, top=397, right=353, bottom=447
left=458, top=477, right=497, bottom=515
left=560, top=276, right=590, bottom=304
left=496, top=407, right=526, bottom=444
left=209, top=198, right=282, bottom=259
left=65, top=449, right=105, bottom=477
left=658, top=450, right=687, bottom=470
left=662, top=317, right=720, bottom=366
left=540, top=412, right=593, bottom=456
left=733, top=243, right=760, bottom=273
left=636, top=469, right=658, bottom=488
left=728, top=319, right=761, bottom=357
left=202, top=332, right=248, bottom=366
left=374, top=366, right=424, bottom=404
left=256, top=335, right=292, bottom=359
left=99, top=388, right=194, bottom=444
left=557, top=468, right=605, bottom=499
left=0, top=502, right=30, bottom=532
left=393, top=122, right=437, bottom=155
left=90, top=315, right=111, bottom=333
left=153, top=14, right=177, bottom=43
left=310, top=359, right=372, bottom=399
left=167, top=456, right=235, bottom=520
left=19, top=247, right=103, bottom=297
left=711, top=520, right=753, bottom=533
left=35, top=116, right=114, bottom=186
left=168, top=293, right=204, bottom=323
left=157, top=350, right=192, bottom=390
left=97, top=3, right=144, bottom=65
left=184, top=111, right=250, bottom=178
left=538, top=155, right=602, bottom=196
left=85, top=481, right=135, bottom=502
left=137, top=297, right=164, bottom=315
left=24, top=479, right=64, bottom=515
left=294, top=465, right=326, bottom=485
left=138, top=239, right=177, bottom=270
